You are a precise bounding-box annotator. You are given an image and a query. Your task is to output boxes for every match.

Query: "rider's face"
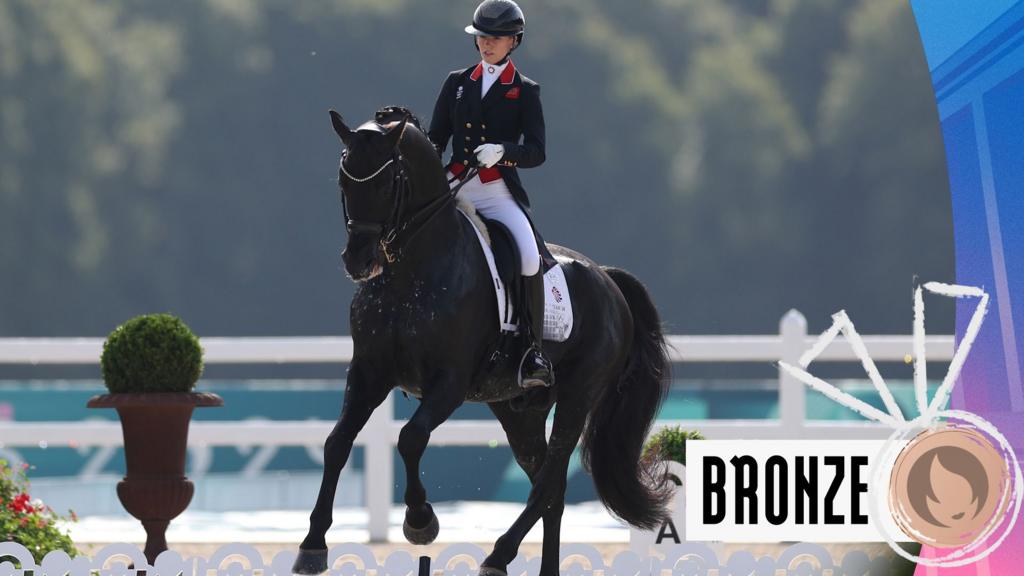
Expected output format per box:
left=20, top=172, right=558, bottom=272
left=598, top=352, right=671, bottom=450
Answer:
left=476, top=35, right=516, bottom=64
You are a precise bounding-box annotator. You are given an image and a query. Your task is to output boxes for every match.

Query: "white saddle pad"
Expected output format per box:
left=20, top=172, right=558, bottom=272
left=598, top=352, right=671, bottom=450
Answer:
left=458, top=209, right=574, bottom=342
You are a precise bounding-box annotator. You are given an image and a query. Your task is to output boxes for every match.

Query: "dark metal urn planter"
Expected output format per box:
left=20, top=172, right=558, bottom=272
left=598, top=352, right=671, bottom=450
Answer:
left=87, top=392, right=223, bottom=564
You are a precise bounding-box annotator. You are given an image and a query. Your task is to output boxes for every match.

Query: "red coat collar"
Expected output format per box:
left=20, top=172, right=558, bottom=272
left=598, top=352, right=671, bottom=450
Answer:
left=469, top=60, right=517, bottom=84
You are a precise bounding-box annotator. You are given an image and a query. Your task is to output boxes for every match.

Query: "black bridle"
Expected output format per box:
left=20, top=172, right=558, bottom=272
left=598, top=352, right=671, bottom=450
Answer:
left=340, top=146, right=479, bottom=264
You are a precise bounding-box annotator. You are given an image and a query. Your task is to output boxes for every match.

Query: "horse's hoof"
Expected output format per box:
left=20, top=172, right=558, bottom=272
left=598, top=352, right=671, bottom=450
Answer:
left=292, top=548, right=328, bottom=575
left=479, top=566, right=508, bottom=576
left=403, top=510, right=440, bottom=545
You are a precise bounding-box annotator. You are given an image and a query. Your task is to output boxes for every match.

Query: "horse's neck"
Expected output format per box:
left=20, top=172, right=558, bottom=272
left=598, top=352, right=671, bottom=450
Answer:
left=375, top=163, right=473, bottom=284
left=388, top=199, right=465, bottom=280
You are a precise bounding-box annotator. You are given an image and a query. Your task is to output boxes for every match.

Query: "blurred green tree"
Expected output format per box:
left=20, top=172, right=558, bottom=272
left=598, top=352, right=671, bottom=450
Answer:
left=0, top=0, right=181, bottom=333
left=0, top=0, right=952, bottom=340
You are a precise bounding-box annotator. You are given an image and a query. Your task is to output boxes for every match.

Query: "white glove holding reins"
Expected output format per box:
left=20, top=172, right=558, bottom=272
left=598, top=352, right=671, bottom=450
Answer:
left=474, top=143, right=505, bottom=168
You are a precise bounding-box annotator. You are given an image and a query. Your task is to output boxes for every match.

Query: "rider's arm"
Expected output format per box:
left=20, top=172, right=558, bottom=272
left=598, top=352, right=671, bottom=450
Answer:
left=500, top=81, right=545, bottom=169
left=427, top=72, right=458, bottom=158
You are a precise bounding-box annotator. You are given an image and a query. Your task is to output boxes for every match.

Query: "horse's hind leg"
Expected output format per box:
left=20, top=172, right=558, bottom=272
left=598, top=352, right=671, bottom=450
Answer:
left=294, top=365, right=391, bottom=574
left=398, top=378, right=465, bottom=544
left=482, top=396, right=585, bottom=576
left=488, top=402, right=566, bottom=576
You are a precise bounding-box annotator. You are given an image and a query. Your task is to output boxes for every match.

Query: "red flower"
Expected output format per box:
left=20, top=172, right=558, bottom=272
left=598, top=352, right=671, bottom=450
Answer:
left=8, top=493, right=31, bottom=514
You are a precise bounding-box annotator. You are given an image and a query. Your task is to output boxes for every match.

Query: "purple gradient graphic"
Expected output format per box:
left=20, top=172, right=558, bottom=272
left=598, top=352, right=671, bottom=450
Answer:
left=911, top=0, right=1024, bottom=573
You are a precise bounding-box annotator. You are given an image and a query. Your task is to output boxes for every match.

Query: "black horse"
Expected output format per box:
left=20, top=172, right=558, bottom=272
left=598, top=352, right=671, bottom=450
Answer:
left=294, top=107, right=671, bottom=576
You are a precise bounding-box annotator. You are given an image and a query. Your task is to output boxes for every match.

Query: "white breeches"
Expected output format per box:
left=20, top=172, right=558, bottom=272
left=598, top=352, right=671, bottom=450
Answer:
left=450, top=172, right=541, bottom=276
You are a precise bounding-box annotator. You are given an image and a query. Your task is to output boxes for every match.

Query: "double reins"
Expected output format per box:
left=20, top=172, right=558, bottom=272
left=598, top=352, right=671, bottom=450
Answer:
left=340, top=146, right=479, bottom=264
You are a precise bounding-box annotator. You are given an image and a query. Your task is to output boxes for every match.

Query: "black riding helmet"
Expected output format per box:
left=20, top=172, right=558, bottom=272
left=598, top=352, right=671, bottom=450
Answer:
left=465, top=0, right=525, bottom=53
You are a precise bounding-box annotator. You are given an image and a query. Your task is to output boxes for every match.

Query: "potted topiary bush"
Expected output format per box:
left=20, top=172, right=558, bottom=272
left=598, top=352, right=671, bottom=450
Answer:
left=87, top=313, right=222, bottom=564
left=630, top=426, right=706, bottom=552
left=642, top=426, right=705, bottom=468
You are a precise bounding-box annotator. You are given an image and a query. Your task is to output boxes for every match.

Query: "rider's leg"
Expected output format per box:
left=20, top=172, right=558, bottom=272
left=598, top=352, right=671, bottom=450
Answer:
left=454, top=175, right=541, bottom=274
left=461, top=177, right=552, bottom=388
left=520, top=266, right=553, bottom=388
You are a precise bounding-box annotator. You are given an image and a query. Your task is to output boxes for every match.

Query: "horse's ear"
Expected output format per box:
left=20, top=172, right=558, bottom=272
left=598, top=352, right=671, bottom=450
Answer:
left=384, top=114, right=409, bottom=151
left=329, top=109, right=353, bottom=146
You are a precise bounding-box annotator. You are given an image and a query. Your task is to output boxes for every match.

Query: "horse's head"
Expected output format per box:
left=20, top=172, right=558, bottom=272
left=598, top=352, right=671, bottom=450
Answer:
left=331, top=109, right=411, bottom=281
left=331, top=107, right=447, bottom=282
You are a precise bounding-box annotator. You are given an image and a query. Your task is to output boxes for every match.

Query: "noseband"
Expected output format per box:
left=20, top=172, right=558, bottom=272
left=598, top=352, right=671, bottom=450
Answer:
left=340, top=146, right=478, bottom=264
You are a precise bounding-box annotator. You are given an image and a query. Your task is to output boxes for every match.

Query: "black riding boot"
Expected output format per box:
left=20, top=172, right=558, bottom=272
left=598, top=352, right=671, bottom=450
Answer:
left=518, top=271, right=554, bottom=389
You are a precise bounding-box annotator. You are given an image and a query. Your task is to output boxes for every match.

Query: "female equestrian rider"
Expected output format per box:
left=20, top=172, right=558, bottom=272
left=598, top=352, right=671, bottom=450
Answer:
left=427, top=0, right=554, bottom=390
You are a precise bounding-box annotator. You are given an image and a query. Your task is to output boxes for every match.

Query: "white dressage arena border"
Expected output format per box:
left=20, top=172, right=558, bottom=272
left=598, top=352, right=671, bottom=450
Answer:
left=0, top=541, right=905, bottom=576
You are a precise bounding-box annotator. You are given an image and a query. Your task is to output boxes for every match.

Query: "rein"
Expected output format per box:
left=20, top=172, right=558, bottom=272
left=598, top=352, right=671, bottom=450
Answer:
left=341, top=149, right=480, bottom=264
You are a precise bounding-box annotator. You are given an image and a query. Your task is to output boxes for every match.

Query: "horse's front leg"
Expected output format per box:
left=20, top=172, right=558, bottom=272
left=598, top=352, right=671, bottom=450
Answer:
left=294, top=362, right=392, bottom=574
left=398, top=374, right=465, bottom=544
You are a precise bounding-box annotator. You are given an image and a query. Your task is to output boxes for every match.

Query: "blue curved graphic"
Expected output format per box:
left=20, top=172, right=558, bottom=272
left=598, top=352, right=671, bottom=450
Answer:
left=911, top=0, right=1024, bottom=572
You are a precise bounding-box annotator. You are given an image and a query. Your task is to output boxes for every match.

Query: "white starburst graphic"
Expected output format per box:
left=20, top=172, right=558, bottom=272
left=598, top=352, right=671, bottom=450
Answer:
left=777, top=282, right=1022, bottom=567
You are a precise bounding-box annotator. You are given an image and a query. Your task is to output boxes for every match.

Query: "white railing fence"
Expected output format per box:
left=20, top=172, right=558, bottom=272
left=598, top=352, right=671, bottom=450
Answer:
left=0, top=309, right=954, bottom=541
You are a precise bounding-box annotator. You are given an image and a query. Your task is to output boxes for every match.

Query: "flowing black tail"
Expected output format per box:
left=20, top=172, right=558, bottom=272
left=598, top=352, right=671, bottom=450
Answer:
left=581, top=267, right=672, bottom=530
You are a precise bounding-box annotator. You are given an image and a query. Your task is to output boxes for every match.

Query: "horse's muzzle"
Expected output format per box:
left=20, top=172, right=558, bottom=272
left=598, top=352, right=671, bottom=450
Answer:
left=342, top=241, right=384, bottom=282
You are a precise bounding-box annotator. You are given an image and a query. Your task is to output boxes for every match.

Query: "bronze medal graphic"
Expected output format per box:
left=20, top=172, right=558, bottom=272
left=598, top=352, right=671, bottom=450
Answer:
left=889, top=424, right=1012, bottom=548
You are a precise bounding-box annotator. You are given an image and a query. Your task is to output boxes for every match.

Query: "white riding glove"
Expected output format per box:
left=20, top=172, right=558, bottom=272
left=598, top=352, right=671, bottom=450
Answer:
left=474, top=143, right=505, bottom=168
